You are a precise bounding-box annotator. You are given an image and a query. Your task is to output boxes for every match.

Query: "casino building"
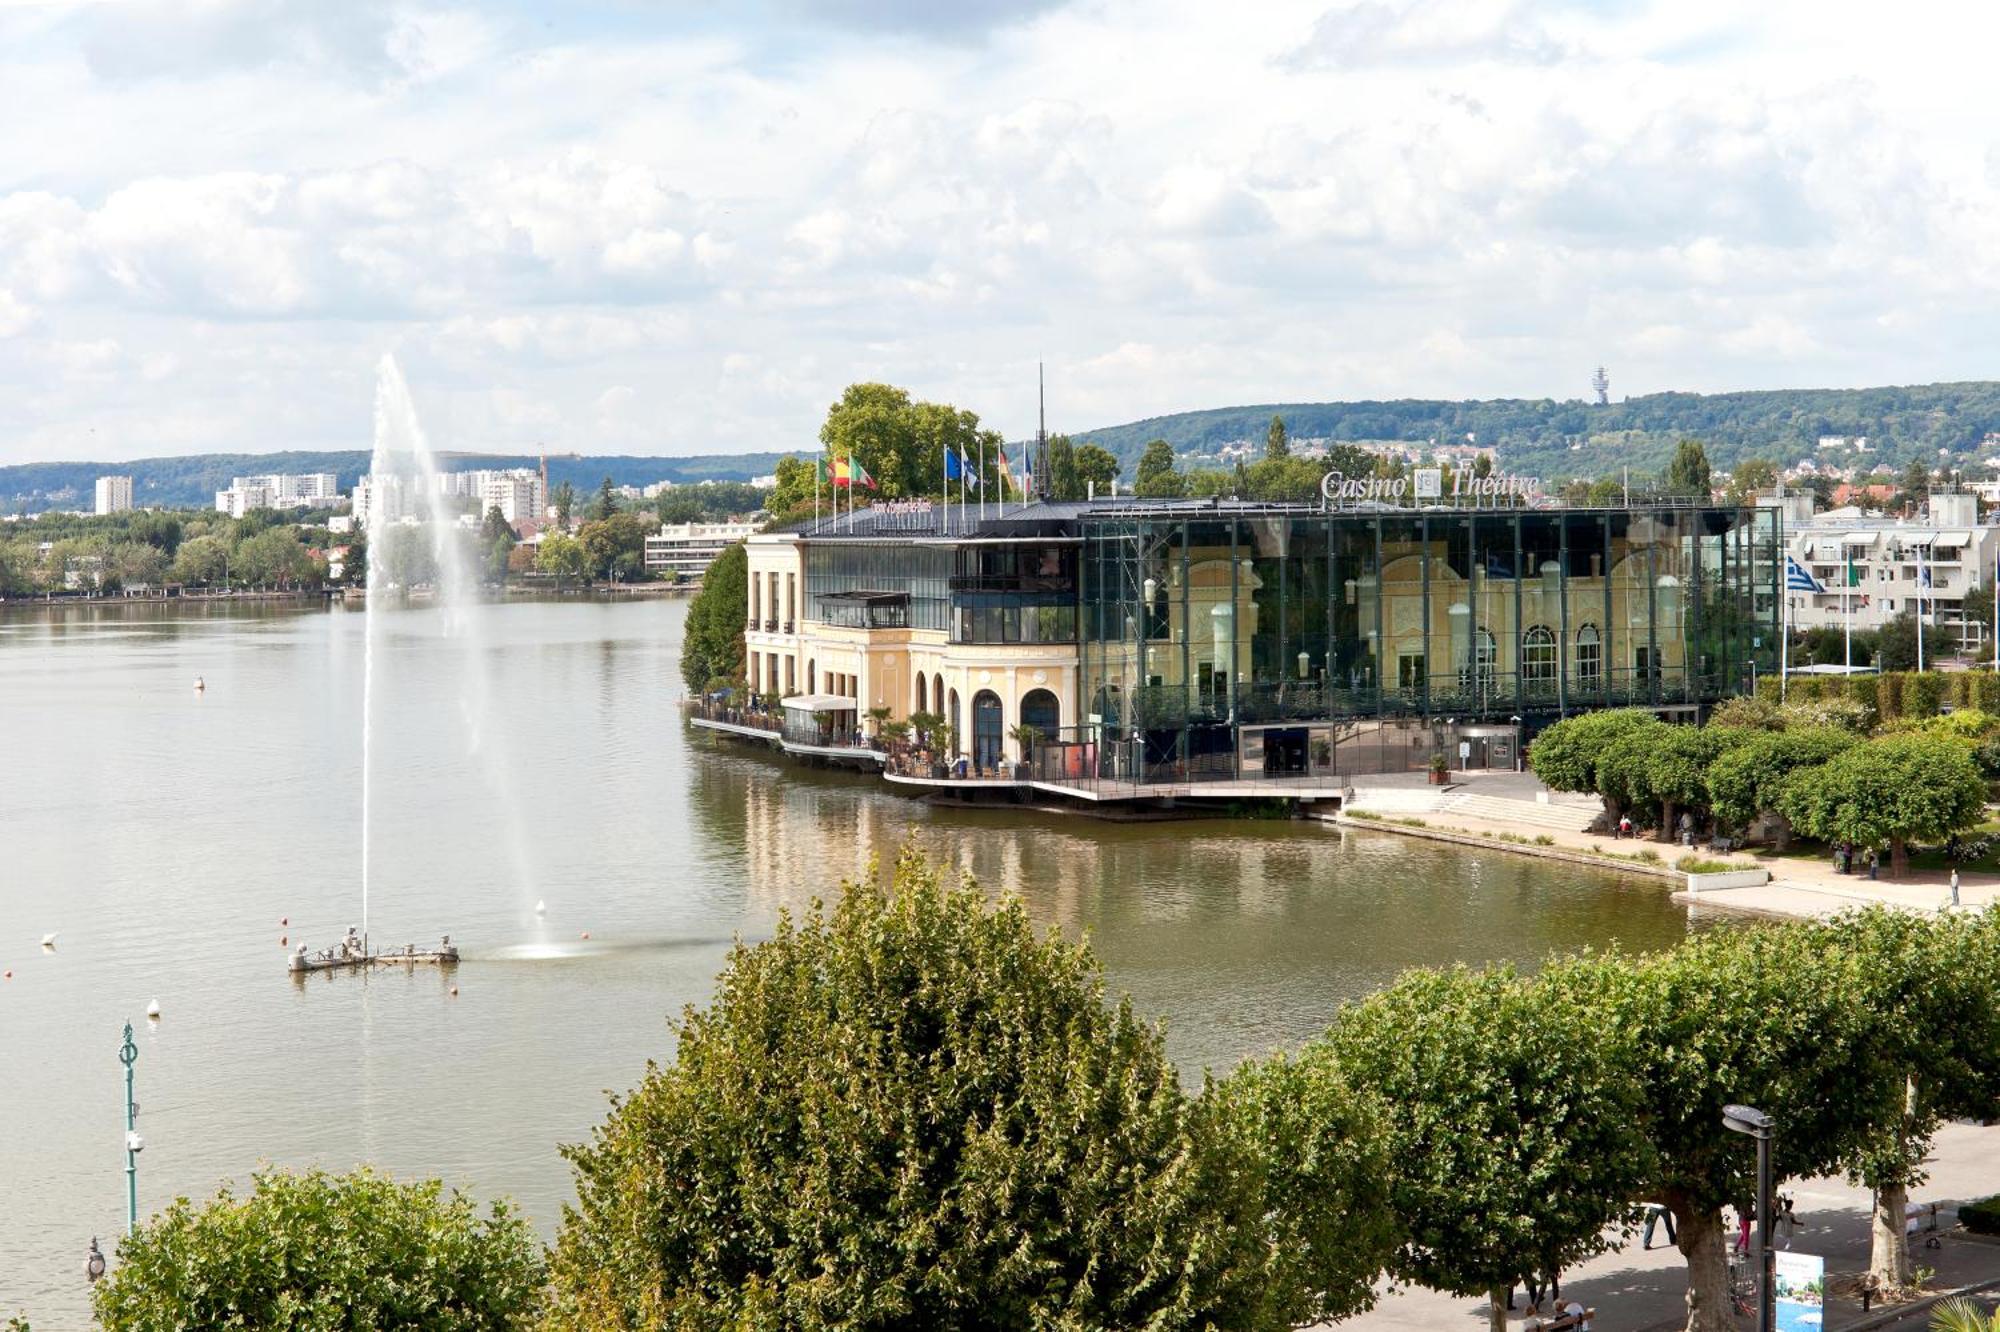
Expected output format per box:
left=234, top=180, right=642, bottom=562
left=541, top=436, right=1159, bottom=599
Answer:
left=708, top=486, right=1781, bottom=801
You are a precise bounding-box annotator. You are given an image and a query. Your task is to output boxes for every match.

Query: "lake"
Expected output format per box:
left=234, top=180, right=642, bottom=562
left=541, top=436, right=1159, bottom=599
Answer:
left=0, top=596, right=1690, bottom=1320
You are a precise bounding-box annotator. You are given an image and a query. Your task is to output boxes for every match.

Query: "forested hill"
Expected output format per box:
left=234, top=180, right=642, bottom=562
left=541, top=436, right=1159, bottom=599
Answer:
left=1068, top=381, right=2000, bottom=481
left=0, top=449, right=788, bottom=512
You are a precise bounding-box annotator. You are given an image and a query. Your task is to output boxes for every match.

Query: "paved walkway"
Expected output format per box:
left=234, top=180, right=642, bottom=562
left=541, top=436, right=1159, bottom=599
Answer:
left=1341, top=770, right=1990, bottom=922
left=1332, top=1120, right=2000, bottom=1331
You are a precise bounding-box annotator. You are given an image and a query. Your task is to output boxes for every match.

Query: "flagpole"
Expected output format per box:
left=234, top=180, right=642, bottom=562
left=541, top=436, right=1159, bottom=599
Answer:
left=1781, top=570, right=1790, bottom=702
left=1843, top=547, right=1851, bottom=672
left=814, top=456, right=821, bottom=533
left=979, top=440, right=987, bottom=522
left=1917, top=544, right=1926, bottom=672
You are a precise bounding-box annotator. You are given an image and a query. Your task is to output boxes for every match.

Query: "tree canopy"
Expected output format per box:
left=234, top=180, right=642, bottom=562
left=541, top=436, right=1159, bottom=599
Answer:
left=678, top=539, right=747, bottom=693
left=1782, top=730, right=1988, bottom=874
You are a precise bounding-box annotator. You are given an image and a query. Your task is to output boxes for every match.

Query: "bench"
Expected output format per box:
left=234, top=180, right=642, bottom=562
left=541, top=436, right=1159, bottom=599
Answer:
left=1528, top=1309, right=1596, bottom=1331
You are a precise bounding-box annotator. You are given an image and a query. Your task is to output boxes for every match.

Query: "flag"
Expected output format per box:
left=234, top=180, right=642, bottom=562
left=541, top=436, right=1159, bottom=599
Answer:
left=995, top=443, right=1017, bottom=494
left=812, top=457, right=828, bottom=483
left=1846, top=549, right=1859, bottom=587
left=853, top=461, right=877, bottom=490
left=944, top=448, right=962, bottom=481
left=1784, top=555, right=1823, bottom=594
left=831, top=457, right=852, bottom=488
left=959, top=450, right=980, bottom=488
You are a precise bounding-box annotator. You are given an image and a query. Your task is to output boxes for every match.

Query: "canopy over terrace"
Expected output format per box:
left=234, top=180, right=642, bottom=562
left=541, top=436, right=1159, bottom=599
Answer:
left=780, top=693, right=859, bottom=748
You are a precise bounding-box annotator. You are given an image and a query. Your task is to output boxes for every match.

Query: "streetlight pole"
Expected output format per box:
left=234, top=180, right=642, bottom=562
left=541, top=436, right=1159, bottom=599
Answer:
left=120, top=1021, right=140, bottom=1236
left=1723, top=1103, right=1776, bottom=1332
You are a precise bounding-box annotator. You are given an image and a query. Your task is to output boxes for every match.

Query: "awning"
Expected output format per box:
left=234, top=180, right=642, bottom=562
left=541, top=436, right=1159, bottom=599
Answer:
left=1840, top=533, right=1876, bottom=546
left=1935, top=531, right=1972, bottom=545
left=781, top=694, right=859, bottom=713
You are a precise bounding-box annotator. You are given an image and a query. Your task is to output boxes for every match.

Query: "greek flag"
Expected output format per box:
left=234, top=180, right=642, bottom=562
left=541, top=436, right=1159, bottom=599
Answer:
left=1784, top=555, right=1823, bottom=594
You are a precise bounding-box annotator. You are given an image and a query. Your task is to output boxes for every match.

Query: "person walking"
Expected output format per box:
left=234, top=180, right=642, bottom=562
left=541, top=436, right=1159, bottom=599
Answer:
left=1950, top=867, right=1961, bottom=907
left=1642, top=1201, right=1678, bottom=1250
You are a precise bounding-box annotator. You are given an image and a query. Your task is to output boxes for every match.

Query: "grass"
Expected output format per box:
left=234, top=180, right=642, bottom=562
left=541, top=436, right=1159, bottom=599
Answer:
left=1675, top=854, right=1759, bottom=875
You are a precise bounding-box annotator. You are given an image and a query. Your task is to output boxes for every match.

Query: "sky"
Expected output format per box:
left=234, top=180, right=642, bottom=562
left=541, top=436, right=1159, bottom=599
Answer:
left=2, top=0, right=1998, bottom=463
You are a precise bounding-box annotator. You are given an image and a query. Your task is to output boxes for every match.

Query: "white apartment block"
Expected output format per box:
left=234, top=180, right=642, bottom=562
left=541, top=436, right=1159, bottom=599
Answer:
left=643, top=521, right=758, bottom=580
left=434, top=469, right=547, bottom=525
left=215, top=472, right=339, bottom=517
left=351, top=474, right=408, bottom=530
left=1773, top=489, right=1999, bottom=656
left=94, top=475, right=133, bottom=514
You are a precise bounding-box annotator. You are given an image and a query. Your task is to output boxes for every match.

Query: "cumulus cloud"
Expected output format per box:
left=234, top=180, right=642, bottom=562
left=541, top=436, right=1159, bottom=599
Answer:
left=2, top=0, right=1999, bottom=461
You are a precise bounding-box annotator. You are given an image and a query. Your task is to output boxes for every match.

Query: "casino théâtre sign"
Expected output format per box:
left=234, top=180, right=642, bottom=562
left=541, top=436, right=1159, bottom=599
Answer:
left=1320, top=463, right=1542, bottom=507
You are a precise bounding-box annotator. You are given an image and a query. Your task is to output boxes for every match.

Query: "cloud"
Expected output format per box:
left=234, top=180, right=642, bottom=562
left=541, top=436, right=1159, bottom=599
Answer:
left=1288, top=0, right=1565, bottom=69
left=773, top=0, right=1067, bottom=40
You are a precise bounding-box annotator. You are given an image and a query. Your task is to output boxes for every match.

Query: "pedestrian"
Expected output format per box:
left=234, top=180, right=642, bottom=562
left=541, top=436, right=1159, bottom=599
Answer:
left=1618, top=813, right=1632, bottom=839
left=1642, top=1201, right=1677, bottom=1250
left=1734, top=1199, right=1754, bottom=1256
left=1950, top=868, right=1961, bottom=907
left=1868, top=848, right=1880, bottom=880
left=1678, top=810, right=1693, bottom=846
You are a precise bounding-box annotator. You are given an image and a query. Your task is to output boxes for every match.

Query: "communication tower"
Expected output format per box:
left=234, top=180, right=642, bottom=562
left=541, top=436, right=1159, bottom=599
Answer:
left=1591, top=366, right=1610, bottom=406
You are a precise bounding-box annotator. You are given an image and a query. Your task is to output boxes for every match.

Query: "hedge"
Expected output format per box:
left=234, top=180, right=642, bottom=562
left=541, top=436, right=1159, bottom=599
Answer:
left=1959, top=1194, right=2000, bottom=1235
left=1753, top=670, right=2000, bottom=723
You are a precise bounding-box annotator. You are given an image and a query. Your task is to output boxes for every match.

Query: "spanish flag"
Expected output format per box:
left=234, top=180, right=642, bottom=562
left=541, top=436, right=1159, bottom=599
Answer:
left=832, top=457, right=877, bottom=490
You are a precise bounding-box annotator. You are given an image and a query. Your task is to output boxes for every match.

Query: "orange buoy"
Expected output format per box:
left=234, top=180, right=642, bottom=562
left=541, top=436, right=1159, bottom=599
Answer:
left=580, top=931, right=591, bottom=940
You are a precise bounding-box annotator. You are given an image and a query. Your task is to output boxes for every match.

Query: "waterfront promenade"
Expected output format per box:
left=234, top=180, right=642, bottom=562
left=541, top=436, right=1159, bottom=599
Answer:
left=1338, top=1120, right=2000, bottom=1331
left=1333, top=770, right=1994, bottom=923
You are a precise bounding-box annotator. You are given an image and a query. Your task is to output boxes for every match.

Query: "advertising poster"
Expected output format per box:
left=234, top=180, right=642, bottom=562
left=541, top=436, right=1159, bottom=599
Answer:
left=1773, top=1250, right=1825, bottom=1330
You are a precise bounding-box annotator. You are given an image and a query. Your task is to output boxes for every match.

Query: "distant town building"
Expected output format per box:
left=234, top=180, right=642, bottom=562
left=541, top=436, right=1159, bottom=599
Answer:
left=431, top=468, right=547, bottom=526
left=352, top=474, right=408, bottom=530
left=94, top=476, right=133, bottom=515
left=214, top=472, right=338, bottom=517
left=643, top=520, right=758, bottom=581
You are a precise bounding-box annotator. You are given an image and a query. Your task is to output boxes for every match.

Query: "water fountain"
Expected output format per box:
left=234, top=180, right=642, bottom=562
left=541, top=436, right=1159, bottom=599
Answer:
left=292, top=353, right=515, bottom=975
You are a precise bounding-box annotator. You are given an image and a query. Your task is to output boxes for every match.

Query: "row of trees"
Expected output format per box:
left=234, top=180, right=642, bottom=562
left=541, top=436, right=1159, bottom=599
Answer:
left=0, top=507, right=332, bottom=596
left=1529, top=706, right=1990, bottom=874
left=66, top=847, right=2000, bottom=1332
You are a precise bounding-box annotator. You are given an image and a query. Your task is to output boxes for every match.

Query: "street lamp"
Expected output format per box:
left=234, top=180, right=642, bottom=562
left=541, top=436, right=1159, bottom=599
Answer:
left=120, top=1022, right=142, bottom=1236
left=1722, top=1103, right=1776, bottom=1332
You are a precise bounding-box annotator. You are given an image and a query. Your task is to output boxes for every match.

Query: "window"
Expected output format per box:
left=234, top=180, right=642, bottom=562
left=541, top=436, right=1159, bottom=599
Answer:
left=1475, top=628, right=1497, bottom=685
left=1398, top=653, right=1426, bottom=689
left=1522, top=626, right=1557, bottom=687
left=1575, top=624, right=1601, bottom=685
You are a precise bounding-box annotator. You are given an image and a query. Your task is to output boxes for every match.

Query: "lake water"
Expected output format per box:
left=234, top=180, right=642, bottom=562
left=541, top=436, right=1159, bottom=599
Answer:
left=0, top=597, right=1691, bottom=1321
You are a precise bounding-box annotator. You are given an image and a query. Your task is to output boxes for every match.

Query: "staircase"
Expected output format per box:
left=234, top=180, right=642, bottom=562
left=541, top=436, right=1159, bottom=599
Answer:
left=1437, top=791, right=1603, bottom=833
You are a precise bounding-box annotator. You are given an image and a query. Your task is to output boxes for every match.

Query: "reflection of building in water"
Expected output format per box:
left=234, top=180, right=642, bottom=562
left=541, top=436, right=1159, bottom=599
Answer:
left=741, top=497, right=1779, bottom=784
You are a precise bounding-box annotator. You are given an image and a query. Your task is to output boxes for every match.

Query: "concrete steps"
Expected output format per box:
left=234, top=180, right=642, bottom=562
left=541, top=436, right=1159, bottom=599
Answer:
left=1438, top=791, right=1602, bottom=833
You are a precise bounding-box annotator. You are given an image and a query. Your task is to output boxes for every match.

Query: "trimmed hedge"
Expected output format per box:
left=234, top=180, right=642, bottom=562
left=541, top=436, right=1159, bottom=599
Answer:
left=1959, top=1194, right=2000, bottom=1235
left=1756, top=670, right=2000, bottom=723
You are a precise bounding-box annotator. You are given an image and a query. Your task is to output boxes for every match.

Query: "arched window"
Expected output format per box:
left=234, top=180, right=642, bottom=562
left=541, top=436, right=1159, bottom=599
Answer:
left=1522, top=626, right=1557, bottom=687
left=972, top=691, right=1004, bottom=773
left=806, top=660, right=816, bottom=694
left=1575, top=624, right=1601, bottom=686
left=947, top=689, right=961, bottom=752
left=1020, top=688, right=1059, bottom=737
left=916, top=674, right=927, bottom=713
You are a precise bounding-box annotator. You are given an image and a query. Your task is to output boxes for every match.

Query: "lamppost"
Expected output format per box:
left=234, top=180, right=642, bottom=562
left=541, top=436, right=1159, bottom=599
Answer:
left=119, top=1022, right=142, bottom=1236
left=1723, top=1103, right=1776, bottom=1332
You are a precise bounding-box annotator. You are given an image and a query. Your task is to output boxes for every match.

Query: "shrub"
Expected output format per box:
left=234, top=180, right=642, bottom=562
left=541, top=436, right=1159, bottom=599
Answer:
left=1910, top=672, right=1947, bottom=719
left=1958, top=1195, right=2000, bottom=1235
left=93, top=1168, right=542, bottom=1332
left=1534, top=834, right=1556, bottom=846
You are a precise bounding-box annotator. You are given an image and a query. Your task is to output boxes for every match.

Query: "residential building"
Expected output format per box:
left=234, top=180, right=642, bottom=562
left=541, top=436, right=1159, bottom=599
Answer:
left=1776, top=488, right=1999, bottom=657
left=94, top=476, right=133, bottom=515
left=644, top=520, right=759, bottom=580
left=351, top=474, right=408, bottom=530
left=433, top=468, right=547, bottom=525
left=731, top=493, right=1778, bottom=784
left=215, top=472, right=339, bottom=516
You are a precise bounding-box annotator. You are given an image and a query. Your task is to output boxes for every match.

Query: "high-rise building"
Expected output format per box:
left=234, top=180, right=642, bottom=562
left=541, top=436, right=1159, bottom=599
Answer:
left=214, top=472, right=340, bottom=517
left=351, top=474, right=408, bottom=530
left=94, top=476, right=134, bottom=515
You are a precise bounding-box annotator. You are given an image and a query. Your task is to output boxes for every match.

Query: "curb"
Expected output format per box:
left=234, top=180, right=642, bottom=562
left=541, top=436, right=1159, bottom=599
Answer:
left=1328, top=815, right=1683, bottom=882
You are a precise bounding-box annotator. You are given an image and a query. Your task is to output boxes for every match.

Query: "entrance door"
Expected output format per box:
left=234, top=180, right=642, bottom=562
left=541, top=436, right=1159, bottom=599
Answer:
left=972, top=691, right=1003, bottom=773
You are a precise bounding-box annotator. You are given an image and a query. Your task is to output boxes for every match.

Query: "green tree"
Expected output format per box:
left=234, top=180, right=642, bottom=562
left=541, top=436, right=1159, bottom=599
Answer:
left=168, top=533, right=230, bottom=586
left=1265, top=414, right=1289, bottom=461
left=479, top=505, right=518, bottom=583
left=1902, top=459, right=1931, bottom=508
left=1586, top=921, right=1891, bottom=1332
left=1724, top=457, right=1778, bottom=505
left=1526, top=708, right=1662, bottom=810
left=92, top=1167, right=542, bottom=1331
left=1783, top=731, right=1988, bottom=876
left=1664, top=439, right=1713, bottom=497
left=579, top=511, right=653, bottom=582
left=535, top=531, right=590, bottom=585
left=588, top=476, right=618, bottom=523
left=1073, top=442, right=1119, bottom=496
left=678, top=540, right=747, bottom=693
left=763, top=455, right=821, bottom=520
left=1640, top=724, right=1753, bottom=842
left=657, top=489, right=704, bottom=524
left=233, top=528, right=315, bottom=586
left=552, top=480, right=576, bottom=531
left=545, top=844, right=1378, bottom=1331
left=1705, top=726, right=1856, bottom=835
left=1323, top=965, right=1649, bottom=1332
left=1877, top=611, right=1920, bottom=670
left=820, top=382, right=920, bottom=497
left=1134, top=439, right=1184, bottom=498
left=1045, top=433, right=1079, bottom=500
left=375, top=524, right=439, bottom=588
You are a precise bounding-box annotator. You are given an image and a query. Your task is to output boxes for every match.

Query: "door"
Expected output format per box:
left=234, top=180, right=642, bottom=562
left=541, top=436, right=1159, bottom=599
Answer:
left=972, top=691, right=1003, bottom=773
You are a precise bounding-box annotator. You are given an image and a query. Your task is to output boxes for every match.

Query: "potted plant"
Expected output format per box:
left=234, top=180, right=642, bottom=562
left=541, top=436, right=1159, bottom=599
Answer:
left=1427, top=751, right=1451, bottom=785
left=1008, top=723, right=1043, bottom=778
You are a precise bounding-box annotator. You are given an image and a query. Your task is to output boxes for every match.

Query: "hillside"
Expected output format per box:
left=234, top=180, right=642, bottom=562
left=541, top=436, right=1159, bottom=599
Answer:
left=1066, top=382, right=2000, bottom=481
left=0, top=450, right=788, bottom=512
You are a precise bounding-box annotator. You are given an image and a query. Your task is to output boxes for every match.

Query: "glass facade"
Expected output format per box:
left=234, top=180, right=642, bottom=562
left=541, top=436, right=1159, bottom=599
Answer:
left=806, top=544, right=951, bottom=630
left=1072, top=505, right=1779, bottom=777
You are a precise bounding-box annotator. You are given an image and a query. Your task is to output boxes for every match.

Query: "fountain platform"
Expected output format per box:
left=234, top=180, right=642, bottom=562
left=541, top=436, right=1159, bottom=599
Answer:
left=289, top=933, right=459, bottom=975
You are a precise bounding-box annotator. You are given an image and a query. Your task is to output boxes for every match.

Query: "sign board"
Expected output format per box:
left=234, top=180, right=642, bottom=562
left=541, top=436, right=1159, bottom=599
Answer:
left=1772, top=1250, right=1824, bottom=1332
left=1320, top=462, right=1543, bottom=509
left=1458, top=741, right=1471, bottom=761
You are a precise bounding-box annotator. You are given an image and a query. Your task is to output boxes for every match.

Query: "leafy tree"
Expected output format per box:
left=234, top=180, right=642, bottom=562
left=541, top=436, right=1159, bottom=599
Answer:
left=1664, top=439, right=1713, bottom=497
left=763, top=455, right=821, bottom=519
left=1902, top=459, right=1932, bottom=507
left=588, top=476, right=618, bottom=523
left=678, top=540, right=746, bottom=693
left=125, top=509, right=183, bottom=555
left=1073, top=443, right=1119, bottom=496
left=821, top=382, right=921, bottom=497
left=552, top=480, right=576, bottom=531
left=657, top=489, right=705, bottom=524
left=1527, top=708, right=1662, bottom=810
left=546, top=845, right=1368, bottom=1331
left=103, top=540, right=168, bottom=590
left=1265, top=414, right=1289, bottom=461
left=1724, top=457, right=1778, bottom=504
left=1639, top=724, right=1754, bottom=841
left=536, top=531, right=590, bottom=584
left=92, top=1167, right=542, bottom=1331
left=1134, top=439, right=1184, bottom=498
left=0, top=542, right=30, bottom=596
left=1876, top=610, right=1922, bottom=670
left=1322, top=965, right=1649, bottom=1332
left=168, top=533, right=230, bottom=585
left=1783, top=731, right=1988, bottom=875
left=1705, top=725, right=1856, bottom=836
left=374, top=524, right=439, bottom=587
left=233, top=528, right=316, bottom=586
left=342, top=536, right=367, bottom=587
left=1586, top=921, right=1891, bottom=1332
left=579, top=511, right=652, bottom=582
left=1045, top=433, right=1078, bottom=500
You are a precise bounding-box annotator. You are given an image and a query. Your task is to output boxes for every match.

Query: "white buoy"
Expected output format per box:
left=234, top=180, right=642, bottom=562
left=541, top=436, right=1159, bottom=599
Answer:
left=40, top=933, right=56, bottom=948
left=534, top=900, right=546, bottom=915
left=145, top=999, right=161, bottom=1020
left=193, top=676, right=205, bottom=691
